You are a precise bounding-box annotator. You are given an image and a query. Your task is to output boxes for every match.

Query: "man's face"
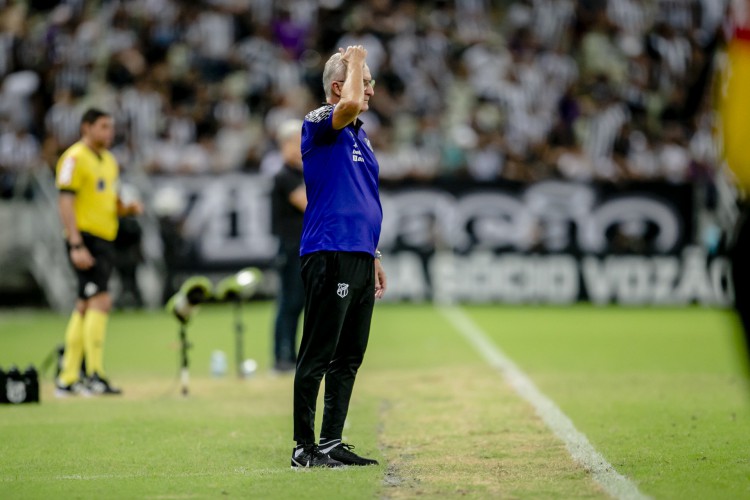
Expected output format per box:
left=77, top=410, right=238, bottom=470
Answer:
left=361, top=65, right=375, bottom=113
left=84, top=116, right=115, bottom=149
left=332, top=64, right=375, bottom=112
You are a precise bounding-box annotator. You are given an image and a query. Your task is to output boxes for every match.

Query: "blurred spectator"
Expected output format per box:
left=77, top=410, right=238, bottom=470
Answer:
left=0, top=124, right=40, bottom=198
left=0, top=0, right=730, bottom=190
left=44, top=88, right=82, bottom=158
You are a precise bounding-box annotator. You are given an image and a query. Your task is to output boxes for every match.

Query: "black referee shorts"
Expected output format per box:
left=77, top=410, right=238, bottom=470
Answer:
left=66, top=232, right=115, bottom=300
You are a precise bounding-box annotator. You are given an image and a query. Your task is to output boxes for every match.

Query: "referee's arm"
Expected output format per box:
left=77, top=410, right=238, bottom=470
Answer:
left=58, top=191, right=94, bottom=270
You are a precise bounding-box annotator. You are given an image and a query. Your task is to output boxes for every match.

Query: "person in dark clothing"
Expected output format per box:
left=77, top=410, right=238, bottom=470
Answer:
left=290, top=45, right=387, bottom=469
left=113, top=215, right=144, bottom=309
left=271, top=119, right=306, bottom=373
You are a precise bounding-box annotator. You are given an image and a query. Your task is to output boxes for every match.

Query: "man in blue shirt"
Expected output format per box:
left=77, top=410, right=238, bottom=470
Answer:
left=291, top=45, right=387, bottom=469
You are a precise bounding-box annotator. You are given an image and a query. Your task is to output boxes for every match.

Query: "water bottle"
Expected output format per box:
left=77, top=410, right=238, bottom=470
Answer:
left=210, top=350, right=227, bottom=377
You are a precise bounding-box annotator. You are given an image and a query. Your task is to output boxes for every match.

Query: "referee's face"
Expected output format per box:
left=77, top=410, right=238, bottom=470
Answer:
left=86, top=116, right=115, bottom=150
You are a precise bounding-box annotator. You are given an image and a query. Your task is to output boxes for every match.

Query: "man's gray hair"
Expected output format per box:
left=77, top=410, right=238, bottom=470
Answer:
left=276, top=119, right=303, bottom=143
left=322, top=52, right=346, bottom=100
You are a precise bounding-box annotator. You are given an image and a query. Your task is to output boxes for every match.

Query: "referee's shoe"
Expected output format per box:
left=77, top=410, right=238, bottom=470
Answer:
left=54, top=381, right=91, bottom=398
left=320, top=439, right=379, bottom=466
left=87, top=373, right=122, bottom=395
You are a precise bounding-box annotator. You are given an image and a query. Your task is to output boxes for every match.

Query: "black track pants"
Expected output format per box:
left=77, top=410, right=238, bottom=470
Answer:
left=293, top=251, right=375, bottom=444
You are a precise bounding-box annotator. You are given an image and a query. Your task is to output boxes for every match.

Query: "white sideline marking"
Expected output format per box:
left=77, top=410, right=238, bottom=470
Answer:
left=440, top=306, right=650, bottom=500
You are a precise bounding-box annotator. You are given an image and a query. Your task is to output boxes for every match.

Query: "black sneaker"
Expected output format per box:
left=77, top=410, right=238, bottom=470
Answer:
left=290, top=444, right=345, bottom=469
left=54, top=381, right=91, bottom=398
left=87, top=374, right=122, bottom=395
left=325, top=443, right=379, bottom=466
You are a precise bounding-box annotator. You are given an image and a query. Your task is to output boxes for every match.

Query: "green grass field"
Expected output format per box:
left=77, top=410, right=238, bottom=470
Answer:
left=1, top=303, right=749, bottom=499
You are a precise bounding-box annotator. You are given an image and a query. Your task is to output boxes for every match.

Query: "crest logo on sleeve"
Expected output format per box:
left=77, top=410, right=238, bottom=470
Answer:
left=59, top=156, right=76, bottom=185
left=337, top=283, right=349, bottom=298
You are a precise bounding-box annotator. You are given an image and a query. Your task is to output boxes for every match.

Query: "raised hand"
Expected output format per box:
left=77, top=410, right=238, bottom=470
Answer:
left=339, top=45, right=368, bottom=66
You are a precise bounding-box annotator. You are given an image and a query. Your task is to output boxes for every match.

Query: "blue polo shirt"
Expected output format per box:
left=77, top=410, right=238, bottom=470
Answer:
left=300, top=104, right=382, bottom=257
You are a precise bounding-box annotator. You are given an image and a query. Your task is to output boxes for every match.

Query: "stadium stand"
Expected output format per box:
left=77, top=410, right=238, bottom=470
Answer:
left=0, top=0, right=728, bottom=183
left=0, top=0, right=734, bottom=308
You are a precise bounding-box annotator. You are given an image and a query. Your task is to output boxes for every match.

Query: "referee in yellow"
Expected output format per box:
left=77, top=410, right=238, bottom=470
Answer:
left=721, top=12, right=750, bottom=368
left=54, top=108, right=142, bottom=397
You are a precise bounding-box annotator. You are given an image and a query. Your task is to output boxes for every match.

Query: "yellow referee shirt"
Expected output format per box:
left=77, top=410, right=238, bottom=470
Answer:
left=721, top=32, right=750, bottom=194
left=55, top=141, right=119, bottom=241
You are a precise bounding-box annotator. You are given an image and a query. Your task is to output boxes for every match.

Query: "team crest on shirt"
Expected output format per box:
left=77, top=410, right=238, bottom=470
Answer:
left=337, top=283, right=349, bottom=298
left=364, top=138, right=373, bottom=151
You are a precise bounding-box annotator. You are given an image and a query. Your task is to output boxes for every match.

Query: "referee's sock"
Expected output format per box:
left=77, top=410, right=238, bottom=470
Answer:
left=83, top=309, right=109, bottom=377
left=319, top=438, right=341, bottom=454
left=58, top=310, right=84, bottom=386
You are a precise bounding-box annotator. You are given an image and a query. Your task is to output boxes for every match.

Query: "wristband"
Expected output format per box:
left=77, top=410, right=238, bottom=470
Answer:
left=374, top=250, right=382, bottom=261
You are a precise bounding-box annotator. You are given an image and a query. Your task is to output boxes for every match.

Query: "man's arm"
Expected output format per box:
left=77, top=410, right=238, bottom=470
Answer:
left=374, top=253, right=386, bottom=299
left=288, top=186, right=307, bottom=212
left=117, top=198, right=144, bottom=217
left=332, top=46, right=367, bottom=130
left=58, top=192, right=94, bottom=270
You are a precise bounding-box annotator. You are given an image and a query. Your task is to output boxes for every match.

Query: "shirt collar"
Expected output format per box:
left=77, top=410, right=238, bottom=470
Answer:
left=326, top=102, right=364, bottom=131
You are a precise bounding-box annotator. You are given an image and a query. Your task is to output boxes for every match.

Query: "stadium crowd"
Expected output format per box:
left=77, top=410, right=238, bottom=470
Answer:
left=0, top=0, right=729, bottom=198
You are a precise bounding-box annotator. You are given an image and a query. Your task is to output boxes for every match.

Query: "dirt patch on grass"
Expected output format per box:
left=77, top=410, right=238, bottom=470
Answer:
left=367, top=365, right=607, bottom=499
